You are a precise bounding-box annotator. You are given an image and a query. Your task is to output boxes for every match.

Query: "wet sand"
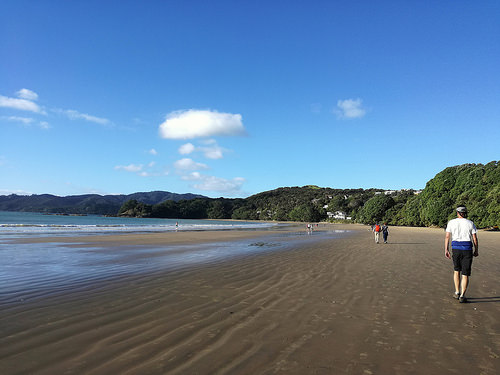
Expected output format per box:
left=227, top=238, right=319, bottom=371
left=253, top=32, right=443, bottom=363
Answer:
left=1, top=225, right=499, bottom=374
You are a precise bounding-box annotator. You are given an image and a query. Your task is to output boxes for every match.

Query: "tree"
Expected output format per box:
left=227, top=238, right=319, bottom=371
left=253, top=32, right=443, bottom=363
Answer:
left=357, top=194, right=395, bottom=224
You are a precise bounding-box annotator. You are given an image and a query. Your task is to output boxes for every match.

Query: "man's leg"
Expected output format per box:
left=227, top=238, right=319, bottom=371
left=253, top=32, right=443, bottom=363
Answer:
left=454, top=271, right=461, bottom=295
left=460, top=275, right=469, bottom=297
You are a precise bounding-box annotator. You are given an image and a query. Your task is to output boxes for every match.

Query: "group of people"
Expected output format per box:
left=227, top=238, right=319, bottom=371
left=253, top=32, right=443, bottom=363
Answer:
left=372, top=222, right=389, bottom=243
left=370, top=205, right=479, bottom=304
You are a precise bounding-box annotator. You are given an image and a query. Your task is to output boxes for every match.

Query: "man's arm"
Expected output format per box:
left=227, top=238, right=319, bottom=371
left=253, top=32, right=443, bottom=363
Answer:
left=472, top=233, right=479, bottom=257
left=444, top=231, right=451, bottom=259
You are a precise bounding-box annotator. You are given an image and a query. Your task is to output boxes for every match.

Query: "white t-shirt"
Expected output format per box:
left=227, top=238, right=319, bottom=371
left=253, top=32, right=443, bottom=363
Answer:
left=446, top=217, right=477, bottom=242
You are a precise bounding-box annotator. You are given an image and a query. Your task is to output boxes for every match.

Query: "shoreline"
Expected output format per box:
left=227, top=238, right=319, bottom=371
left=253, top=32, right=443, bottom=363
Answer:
left=1, top=226, right=499, bottom=374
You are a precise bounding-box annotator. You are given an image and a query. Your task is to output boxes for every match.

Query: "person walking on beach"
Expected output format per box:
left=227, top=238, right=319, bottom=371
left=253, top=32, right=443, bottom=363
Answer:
left=382, top=223, right=389, bottom=243
left=444, top=206, right=479, bottom=303
left=373, top=223, right=381, bottom=243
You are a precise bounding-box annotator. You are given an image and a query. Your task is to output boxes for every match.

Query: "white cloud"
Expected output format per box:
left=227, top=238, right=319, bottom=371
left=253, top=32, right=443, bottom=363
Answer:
left=149, top=148, right=158, bottom=155
left=181, top=171, right=202, bottom=181
left=335, top=98, right=366, bottom=119
left=16, top=88, right=39, bottom=101
left=0, top=95, right=44, bottom=114
left=115, top=164, right=144, bottom=173
left=159, top=109, right=246, bottom=139
left=193, top=175, right=245, bottom=195
left=178, top=140, right=226, bottom=159
left=1, top=116, right=34, bottom=124
left=179, top=143, right=195, bottom=155
left=174, top=158, right=209, bottom=171
left=199, top=139, right=225, bottom=159
left=60, top=109, right=111, bottom=125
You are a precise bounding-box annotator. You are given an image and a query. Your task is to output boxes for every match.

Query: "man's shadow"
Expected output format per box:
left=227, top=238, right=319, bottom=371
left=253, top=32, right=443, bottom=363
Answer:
left=466, top=296, right=500, bottom=304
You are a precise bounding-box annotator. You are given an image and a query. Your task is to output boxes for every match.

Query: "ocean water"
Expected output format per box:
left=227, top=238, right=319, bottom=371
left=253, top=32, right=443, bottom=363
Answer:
left=0, top=211, right=349, bottom=305
left=0, top=211, right=277, bottom=238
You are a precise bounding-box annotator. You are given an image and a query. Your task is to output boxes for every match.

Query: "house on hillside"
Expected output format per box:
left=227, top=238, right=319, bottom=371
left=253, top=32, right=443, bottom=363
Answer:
left=327, top=211, right=352, bottom=220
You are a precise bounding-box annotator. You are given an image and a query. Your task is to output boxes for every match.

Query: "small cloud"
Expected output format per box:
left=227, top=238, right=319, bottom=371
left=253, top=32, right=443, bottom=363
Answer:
left=149, top=148, right=158, bottom=155
left=59, top=109, right=111, bottom=125
left=179, top=143, right=195, bottom=155
left=174, top=158, right=209, bottom=171
left=199, top=139, right=225, bottom=159
left=178, top=140, right=226, bottom=159
left=335, top=98, right=366, bottom=119
left=39, top=121, right=51, bottom=129
left=0, top=94, right=44, bottom=114
left=115, top=164, right=143, bottom=173
left=16, top=88, right=39, bottom=101
left=159, top=109, right=246, bottom=139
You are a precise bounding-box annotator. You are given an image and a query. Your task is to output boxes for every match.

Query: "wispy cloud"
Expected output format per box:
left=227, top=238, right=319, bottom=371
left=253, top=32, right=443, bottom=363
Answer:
left=57, top=109, right=111, bottom=125
left=174, top=158, right=209, bottom=171
left=335, top=98, right=366, bottom=119
left=114, top=162, right=168, bottom=177
left=1, top=116, right=34, bottom=124
left=115, top=164, right=144, bottom=173
left=1, top=115, right=51, bottom=129
left=159, top=109, right=246, bottom=139
left=1, top=88, right=112, bottom=127
left=193, top=175, right=245, bottom=195
left=148, top=148, right=158, bottom=155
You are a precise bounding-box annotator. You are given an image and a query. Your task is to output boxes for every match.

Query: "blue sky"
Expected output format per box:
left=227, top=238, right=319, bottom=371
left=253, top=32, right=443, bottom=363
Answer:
left=1, top=1, right=499, bottom=198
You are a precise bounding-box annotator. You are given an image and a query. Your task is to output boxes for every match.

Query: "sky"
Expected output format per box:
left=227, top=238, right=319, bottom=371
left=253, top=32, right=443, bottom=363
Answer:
left=1, top=1, right=499, bottom=198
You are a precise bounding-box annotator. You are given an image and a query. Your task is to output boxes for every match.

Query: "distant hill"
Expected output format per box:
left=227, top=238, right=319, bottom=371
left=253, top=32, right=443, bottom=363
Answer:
left=0, top=191, right=207, bottom=215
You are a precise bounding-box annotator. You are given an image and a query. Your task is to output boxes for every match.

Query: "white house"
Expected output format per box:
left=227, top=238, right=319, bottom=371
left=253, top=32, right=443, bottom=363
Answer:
left=327, top=211, right=351, bottom=220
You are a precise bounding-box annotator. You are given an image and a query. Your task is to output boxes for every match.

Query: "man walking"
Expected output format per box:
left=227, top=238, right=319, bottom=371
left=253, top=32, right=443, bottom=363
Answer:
left=444, top=206, right=479, bottom=303
left=382, top=222, right=389, bottom=243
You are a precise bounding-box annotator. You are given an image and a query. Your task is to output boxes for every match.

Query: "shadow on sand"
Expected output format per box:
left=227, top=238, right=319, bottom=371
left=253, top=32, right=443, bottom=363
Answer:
left=466, top=296, right=500, bottom=304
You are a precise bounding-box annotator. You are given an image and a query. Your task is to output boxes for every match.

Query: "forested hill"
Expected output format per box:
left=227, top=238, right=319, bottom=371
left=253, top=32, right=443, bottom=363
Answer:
left=2, top=162, right=499, bottom=228
left=395, top=161, right=500, bottom=228
left=0, top=191, right=206, bottom=215
left=118, top=162, right=500, bottom=228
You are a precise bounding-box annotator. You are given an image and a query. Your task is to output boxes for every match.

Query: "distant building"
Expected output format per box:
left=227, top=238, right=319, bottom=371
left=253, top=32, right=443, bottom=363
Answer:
left=327, top=211, right=352, bottom=220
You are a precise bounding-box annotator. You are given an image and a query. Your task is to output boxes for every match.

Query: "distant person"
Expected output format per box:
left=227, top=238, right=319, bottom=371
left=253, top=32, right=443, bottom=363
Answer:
left=444, top=206, right=479, bottom=303
left=382, top=223, right=389, bottom=243
left=175, top=221, right=179, bottom=231
left=373, top=223, right=381, bottom=243
left=306, top=223, right=312, bottom=235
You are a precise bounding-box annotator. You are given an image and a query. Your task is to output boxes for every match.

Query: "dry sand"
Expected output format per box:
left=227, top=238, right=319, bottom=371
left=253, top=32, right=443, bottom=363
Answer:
left=1, top=225, right=499, bottom=374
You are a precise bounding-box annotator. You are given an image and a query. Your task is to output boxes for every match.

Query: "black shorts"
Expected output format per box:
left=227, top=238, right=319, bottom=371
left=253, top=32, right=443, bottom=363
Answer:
left=452, top=250, right=473, bottom=276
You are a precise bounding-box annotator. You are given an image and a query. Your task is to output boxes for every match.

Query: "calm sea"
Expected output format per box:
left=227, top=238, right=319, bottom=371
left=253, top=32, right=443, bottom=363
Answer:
left=0, top=211, right=277, bottom=239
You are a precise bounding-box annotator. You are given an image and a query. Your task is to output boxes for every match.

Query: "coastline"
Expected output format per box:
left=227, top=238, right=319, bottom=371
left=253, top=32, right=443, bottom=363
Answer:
left=1, top=225, right=499, bottom=374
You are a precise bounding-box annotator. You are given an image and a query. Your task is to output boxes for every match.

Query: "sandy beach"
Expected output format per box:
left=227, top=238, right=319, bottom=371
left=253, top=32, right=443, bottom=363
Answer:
left=1, top=224, right=499, bottom=374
